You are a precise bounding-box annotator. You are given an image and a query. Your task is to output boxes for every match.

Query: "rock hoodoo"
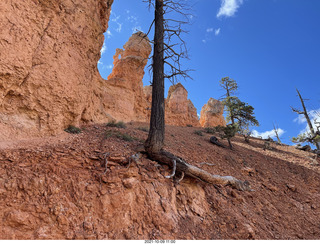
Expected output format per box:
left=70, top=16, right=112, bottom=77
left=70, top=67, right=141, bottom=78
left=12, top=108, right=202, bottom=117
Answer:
left=100, top=32, right=152, bottom=123
left=165, top=83, right=200, bottom=127
left=199, top=98, right=226, bottom=127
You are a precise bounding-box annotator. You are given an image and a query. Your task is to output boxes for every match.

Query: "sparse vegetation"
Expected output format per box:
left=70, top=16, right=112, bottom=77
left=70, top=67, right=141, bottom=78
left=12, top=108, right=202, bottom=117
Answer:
left=106, top=121, right=127, bottom=129
left=186, top=124, right=193, bottom=127
left=193, top=130, right=203, bottom=136
left=64, top=125, right=82, bottom=134
left=105, top=130, right=136, bottom=142
left=219, top=124, right=239, bottom=149
left=203, top=127, right=215, bottom=134
left=137, top=126, right=149, bottom=132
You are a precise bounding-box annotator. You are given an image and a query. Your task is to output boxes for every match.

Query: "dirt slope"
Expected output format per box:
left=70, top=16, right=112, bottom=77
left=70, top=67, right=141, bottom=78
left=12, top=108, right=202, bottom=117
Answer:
left=0, top=123, right=320, bottom=239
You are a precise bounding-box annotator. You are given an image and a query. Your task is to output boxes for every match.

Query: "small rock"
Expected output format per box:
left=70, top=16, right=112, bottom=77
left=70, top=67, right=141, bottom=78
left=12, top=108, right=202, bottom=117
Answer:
left=86, top=184, right=96, bottom=192
left=286, top=184, right=297, bottom=192
left=83, top=221, right=93, bottom=231
left=5, top=210, right=34, bottom=229
left=262, top=183, right=278, bottom=192
left=122, top=178, right=137, bottom=189
left=108, top=156, right=127, bottom=163
left=242, top=167, right=255, bottom=176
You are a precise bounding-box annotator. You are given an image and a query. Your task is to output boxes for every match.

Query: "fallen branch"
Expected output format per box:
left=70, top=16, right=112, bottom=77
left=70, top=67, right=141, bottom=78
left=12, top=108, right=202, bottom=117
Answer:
left=148, top=150, right=251, bottom=191
left=200, top=162, right=215, bottom=166
left=209, top=136, right=227, bottom=148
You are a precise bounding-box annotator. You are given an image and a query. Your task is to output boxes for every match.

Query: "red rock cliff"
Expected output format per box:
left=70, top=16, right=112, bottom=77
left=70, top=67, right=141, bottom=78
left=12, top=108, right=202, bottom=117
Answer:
left=0, top=0, right=114, bottom=139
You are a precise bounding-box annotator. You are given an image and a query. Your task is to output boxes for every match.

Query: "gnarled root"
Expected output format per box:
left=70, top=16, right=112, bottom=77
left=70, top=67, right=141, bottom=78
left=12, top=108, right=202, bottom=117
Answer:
left=147, top=150, right=251, bottom=191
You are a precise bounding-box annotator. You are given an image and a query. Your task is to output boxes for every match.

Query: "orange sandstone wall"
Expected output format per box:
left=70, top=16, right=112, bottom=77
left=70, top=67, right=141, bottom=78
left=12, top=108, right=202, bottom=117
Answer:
left=0, top=0, right=114, bottom=139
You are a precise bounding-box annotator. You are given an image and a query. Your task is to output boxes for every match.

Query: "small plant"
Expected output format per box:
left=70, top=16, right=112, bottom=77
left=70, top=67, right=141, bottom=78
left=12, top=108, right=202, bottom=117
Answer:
left=186, top=124, right=193, bottom=127
left=203, top=127, right=215, bottom=134
left=64, top=125, right=82, bottom=134
left=214, top=125, right=225, bottom=133
left=105, top=130, right=136, bottom=142
left=106, top=120, right=127, bottom=129
left=137, top=126, right=149, bottom=132
left=219, top=124, right=239, bottom=149
left=193, top=130, right=203, bottom=136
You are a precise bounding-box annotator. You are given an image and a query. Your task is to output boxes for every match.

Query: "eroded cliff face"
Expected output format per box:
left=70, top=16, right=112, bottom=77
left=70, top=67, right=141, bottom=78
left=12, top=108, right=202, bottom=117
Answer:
left=199, top=98, right=226, bottom=127
left=0, top=0, right=113, bottom=139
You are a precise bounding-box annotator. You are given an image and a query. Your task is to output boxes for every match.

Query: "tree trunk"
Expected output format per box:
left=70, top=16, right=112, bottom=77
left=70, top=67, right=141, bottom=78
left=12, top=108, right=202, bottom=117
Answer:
left=296, top=89, right=320, bottom=150
left=227, top=138, right=233, bottom=149
left=226, top=87, right=235, bottom=125
left=145, top=0, right=165, bottom=154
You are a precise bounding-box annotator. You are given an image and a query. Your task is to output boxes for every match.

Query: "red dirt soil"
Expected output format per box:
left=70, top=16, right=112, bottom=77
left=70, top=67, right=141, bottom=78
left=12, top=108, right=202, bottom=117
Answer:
left=0, top=122, right=320, bottom=240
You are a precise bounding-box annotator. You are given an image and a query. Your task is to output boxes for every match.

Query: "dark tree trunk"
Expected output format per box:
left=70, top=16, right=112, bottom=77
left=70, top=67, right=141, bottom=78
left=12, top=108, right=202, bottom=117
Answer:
left=145, top=0, right=165, bottom=154
left=227, top=138, right=233, bottom=149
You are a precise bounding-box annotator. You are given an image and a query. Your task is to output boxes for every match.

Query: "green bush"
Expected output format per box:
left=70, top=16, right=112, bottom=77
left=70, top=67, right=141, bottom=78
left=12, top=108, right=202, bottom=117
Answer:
left=137, top=126, right=149, bottom=132
left=214, top=125, right=225, bottom=132
left=203, top=127, right=215, bottom=134
left=193, top=130, right=203, bottom=136
left=64, top=125, right=82, bottom=134
left=105, top=130, right=135, bottom=142
left=106, top=121, right=127, bottom=129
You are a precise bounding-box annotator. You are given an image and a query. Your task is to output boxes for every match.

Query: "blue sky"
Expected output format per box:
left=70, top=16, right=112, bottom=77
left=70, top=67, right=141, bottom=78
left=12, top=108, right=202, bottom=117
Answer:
left=98, top=0, right=320, bottom=146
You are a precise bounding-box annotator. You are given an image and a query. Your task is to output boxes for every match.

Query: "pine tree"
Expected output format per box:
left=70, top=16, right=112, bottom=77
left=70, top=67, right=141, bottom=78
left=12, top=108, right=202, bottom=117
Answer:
left=219, top=77, right=259, bottom=145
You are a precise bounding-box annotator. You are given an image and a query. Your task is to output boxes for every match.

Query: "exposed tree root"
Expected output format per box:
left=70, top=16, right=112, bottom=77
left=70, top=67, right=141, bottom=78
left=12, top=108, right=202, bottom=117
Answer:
left=165, top=159, right=176, bottom=179
left=147, top=150, right=251, bottom=191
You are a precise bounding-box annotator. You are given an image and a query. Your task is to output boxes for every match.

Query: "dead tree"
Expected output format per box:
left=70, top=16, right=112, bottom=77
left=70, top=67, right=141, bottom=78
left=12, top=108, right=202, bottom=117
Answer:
left=291, top=88, right=320, bottom=150
left=273, top=122, right=282, bottom=144
left=143, top=0, right=250, bottom=191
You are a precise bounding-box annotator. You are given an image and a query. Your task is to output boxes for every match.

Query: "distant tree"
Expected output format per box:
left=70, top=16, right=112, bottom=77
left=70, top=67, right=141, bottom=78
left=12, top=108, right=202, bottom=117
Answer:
left=219, top=77, right=259, bottom=144
left=219, top=77, right=238, bottom=125
left=291, top=88, right=320, bottom=150
left=273, top=122, right=282, bottom=144
left=220, top=78, right=259, bottom=127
